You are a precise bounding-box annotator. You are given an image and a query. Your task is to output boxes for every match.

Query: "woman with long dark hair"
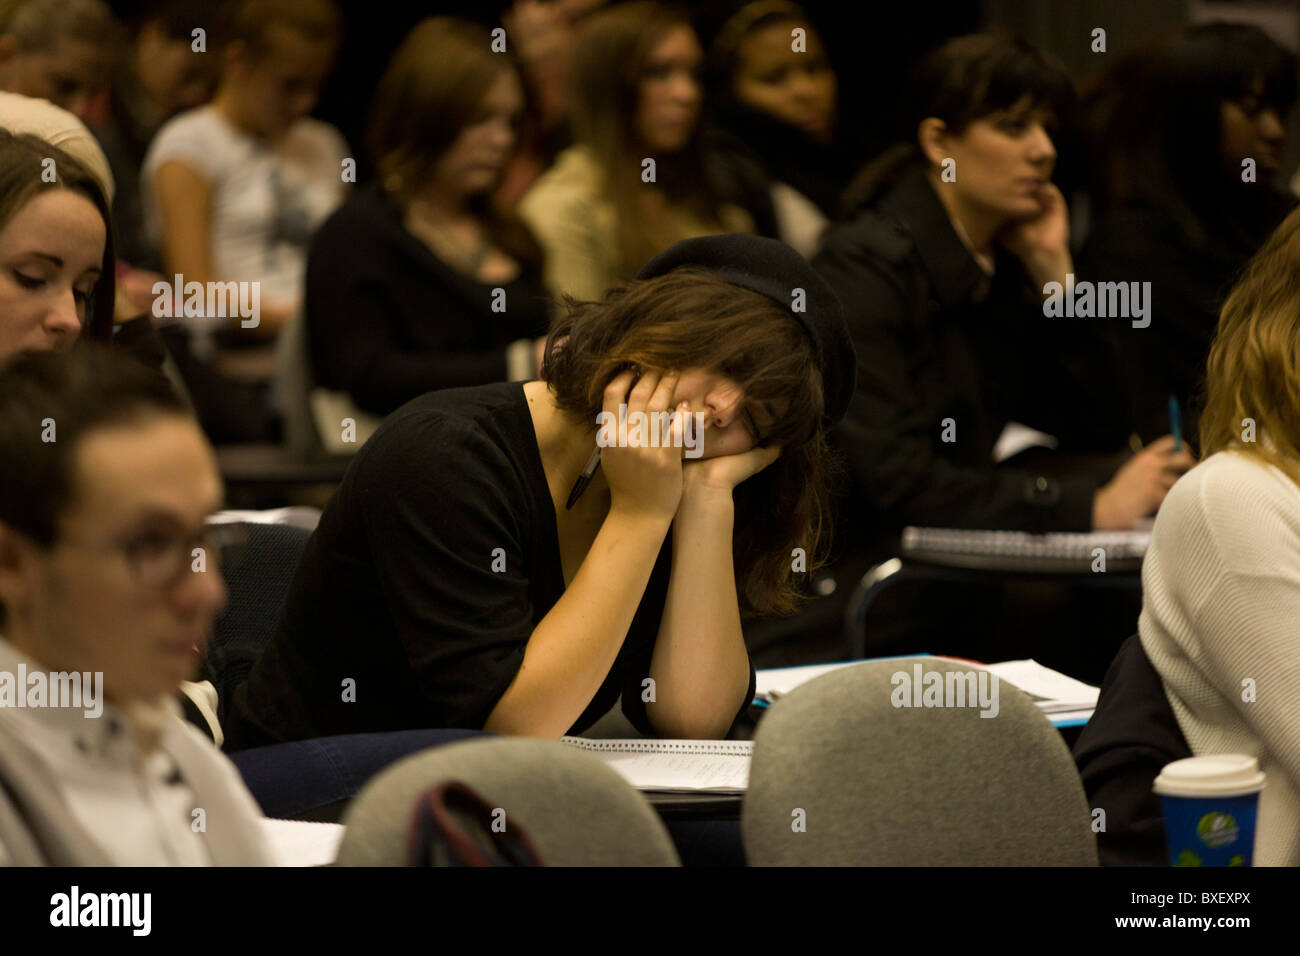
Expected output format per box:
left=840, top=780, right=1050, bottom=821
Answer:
left=519, top=1, right=752, bottom=300
left=1079, top=22, right=1297, bottom=442
left=305, top=17, right=552, bottom=416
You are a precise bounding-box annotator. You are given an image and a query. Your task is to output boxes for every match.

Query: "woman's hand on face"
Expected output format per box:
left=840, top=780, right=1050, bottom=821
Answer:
left=682, top=444, right=782, bottom=497
left=600, top=368, right=686, bottom=521
left=996, top=181, right=1071, bottom=285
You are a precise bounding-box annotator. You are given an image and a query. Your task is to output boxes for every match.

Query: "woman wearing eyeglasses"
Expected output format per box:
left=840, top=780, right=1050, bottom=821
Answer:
left=0, top=346, right=275, bottom=865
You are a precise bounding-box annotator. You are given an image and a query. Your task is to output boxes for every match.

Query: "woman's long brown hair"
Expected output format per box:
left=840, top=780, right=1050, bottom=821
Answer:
left=568, top=2, right=733, bottom=280
left=367, top=16, right=542, bottom=270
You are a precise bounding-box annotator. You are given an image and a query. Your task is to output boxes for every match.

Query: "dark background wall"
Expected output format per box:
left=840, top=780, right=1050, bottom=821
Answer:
left=106, top=0, right=1300, bottom=183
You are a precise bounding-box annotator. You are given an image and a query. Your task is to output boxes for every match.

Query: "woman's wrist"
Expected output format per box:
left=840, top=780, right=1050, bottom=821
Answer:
left=606, top=498, right=678, bottom=531
left=679, top=472, right=736, bottom=506
left=1026, top=250, right=1073, bottom=291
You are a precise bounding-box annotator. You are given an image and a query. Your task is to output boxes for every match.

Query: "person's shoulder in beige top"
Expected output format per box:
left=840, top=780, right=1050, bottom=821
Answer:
left=520, top=145, right=754, bottom=302
left=519, top=145, right=619, bottom=301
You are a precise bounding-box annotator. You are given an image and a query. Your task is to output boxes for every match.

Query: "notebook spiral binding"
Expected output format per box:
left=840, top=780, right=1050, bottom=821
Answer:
left=562, top=737, right=751, bottom=755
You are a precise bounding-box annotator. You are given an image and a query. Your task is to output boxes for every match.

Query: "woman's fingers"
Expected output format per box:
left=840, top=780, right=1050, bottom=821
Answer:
left=668, top=400, right=689, bottom=453
left=648, top=370, right=679, bottom=415
left=1145, top=435, right=1175, bottom=453
left=627, top=369, right=661, bottom=414
left=600, top=370, right=687, bottom=520
left=603, top=369, right=636, bottom=413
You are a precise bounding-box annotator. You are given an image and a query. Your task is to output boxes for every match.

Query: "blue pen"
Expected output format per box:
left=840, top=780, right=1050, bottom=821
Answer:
left=1169, top=395, right=1182, bottom=453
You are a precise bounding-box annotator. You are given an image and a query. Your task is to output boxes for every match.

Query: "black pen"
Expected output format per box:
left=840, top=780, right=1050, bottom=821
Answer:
left=565, top=446, right=602, bottom=509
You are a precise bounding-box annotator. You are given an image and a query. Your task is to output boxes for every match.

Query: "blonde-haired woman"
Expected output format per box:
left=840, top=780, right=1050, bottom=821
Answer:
left=1139, top=204, right=1300, bottom=866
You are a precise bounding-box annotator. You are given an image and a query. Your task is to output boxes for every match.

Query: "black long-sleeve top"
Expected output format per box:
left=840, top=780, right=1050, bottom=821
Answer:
left=304, top=183, right=552, bottom=415
left=223, top=381, right=757, bottom=750
left=813, top=164, right=1131, bottom=559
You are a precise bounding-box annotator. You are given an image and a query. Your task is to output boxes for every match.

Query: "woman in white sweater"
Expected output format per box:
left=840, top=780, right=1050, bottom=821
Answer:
left=1139, top=204, right=1300, bottom=866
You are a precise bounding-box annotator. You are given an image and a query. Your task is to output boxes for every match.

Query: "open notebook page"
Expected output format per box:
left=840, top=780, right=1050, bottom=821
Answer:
left=562, top=737, right=752, bottom=793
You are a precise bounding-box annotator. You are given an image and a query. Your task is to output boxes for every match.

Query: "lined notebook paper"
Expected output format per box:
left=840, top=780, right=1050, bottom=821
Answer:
left=902, top=526, right=1150, bottom=571
left=561, top=737, right=752, bottom=793
left=755, top=658, right=1099, bottom=726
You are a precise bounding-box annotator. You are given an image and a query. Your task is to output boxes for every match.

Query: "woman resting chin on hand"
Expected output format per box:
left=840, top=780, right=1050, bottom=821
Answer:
left=224, top=234, right=856, bottom=749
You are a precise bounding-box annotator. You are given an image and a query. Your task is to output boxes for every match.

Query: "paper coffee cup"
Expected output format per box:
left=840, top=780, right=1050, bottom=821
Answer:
left=1153, top=754, right=1265, bottom=867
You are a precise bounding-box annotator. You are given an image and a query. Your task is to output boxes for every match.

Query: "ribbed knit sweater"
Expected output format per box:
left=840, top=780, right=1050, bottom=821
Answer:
left=1140, top=449, right=1300, bottom=866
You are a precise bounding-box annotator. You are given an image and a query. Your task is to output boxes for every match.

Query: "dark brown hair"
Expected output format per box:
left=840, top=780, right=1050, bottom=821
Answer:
left=543, top=268, right=833, bottom=614
left=842, top=32, right=1074, bottom=214
left=0, top=130, right=116, bottom=344
left=1081, top=23, right=1297, bottom=250
left=368, top=16, right=541, bottom=270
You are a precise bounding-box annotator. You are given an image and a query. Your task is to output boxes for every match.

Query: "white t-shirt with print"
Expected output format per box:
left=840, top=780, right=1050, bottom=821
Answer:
left=142, top=105, right=348, bottom=320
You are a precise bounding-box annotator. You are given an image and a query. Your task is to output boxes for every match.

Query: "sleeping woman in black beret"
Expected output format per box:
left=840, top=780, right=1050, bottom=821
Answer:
left=225, top=234, right=854, bottom=747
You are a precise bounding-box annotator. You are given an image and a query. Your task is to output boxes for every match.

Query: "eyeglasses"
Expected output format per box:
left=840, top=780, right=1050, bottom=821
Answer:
left=61, top=522, right=249, bottom=589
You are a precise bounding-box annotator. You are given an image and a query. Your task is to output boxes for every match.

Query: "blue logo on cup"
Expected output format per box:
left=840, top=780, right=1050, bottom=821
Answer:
left=1197, top=812, right=1239, bottom=849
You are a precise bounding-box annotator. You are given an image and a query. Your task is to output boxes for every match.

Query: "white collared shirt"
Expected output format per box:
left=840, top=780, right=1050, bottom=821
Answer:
left=0, top=637, right=213, bottom=865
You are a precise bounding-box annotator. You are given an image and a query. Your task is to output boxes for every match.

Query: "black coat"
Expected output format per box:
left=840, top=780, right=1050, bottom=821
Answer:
left=813, top=164, right=1131, bottom=562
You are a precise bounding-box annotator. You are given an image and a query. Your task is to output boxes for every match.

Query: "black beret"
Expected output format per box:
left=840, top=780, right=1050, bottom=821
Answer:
left=634, top=234, right=856, bottom=426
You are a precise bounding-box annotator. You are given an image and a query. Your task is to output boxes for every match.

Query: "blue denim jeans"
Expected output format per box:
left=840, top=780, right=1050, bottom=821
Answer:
left=228, top=728, right=492, bottom=819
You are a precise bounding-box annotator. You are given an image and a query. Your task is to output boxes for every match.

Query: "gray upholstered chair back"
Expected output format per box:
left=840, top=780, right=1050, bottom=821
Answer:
left=742, top=657, right=1098, bottom=865
left=336, top=738, right=680, bottom=866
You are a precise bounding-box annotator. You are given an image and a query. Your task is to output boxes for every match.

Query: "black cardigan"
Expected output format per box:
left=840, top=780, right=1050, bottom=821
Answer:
left=304, top=183, right=552, bottom=415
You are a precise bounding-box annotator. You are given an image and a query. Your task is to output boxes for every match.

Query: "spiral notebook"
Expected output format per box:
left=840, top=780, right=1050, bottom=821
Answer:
left=901, top=526, right=1151, bottom=572
left=561, top=737, right=753, bottom=794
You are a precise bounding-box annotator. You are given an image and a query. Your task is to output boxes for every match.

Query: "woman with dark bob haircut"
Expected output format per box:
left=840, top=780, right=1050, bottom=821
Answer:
left=225, top=234, right=853, bottom=748
left=817, top=33, right=1195, bottom=555
left=810, top=33, right=1194, bottom=677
